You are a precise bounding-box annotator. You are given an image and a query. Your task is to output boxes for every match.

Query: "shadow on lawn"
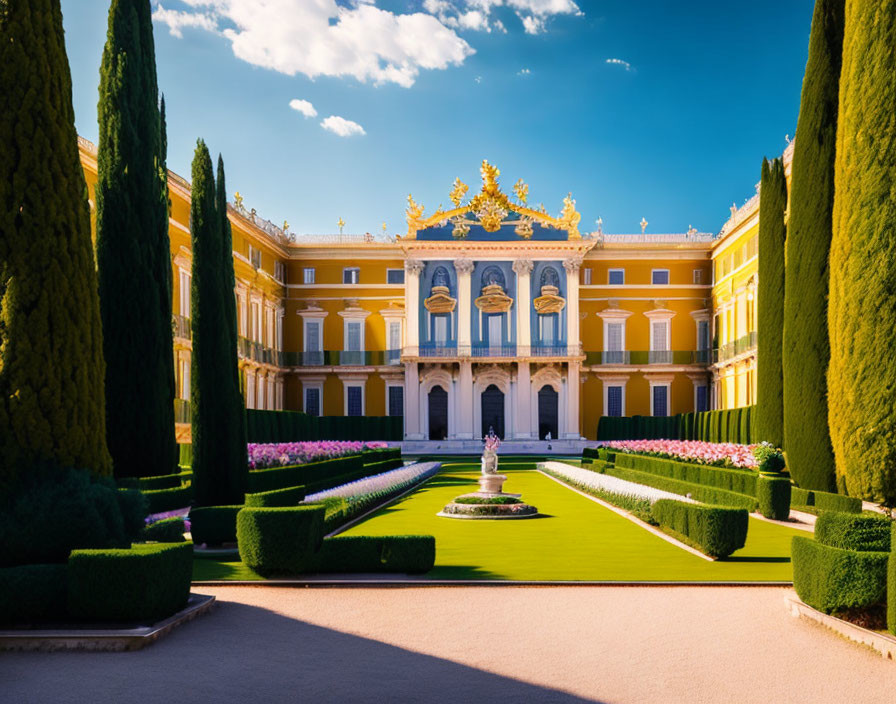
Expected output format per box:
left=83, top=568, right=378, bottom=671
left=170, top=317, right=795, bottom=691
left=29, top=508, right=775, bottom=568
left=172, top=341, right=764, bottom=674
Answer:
left=721, top=556, right=791, bottom=563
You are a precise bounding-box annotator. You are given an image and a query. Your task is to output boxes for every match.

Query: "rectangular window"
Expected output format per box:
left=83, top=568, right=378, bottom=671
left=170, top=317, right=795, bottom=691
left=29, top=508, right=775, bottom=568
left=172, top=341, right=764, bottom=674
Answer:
left=693, top=269, right=703, bottom=284
left=696, top=385, right=709, bottom=412
left=433, top=315, right=448, bottom=345
left=540, top=315, right=555, bottom=345
left=251, top=302, right=261, bottom=342
left=651, top=269, right=670, bottom=285
left=608, top=269, right=625, bottom=285
left=652, top=385, right=669, bottom=417
left=304, top=387, right=320, bottom=417
left=249, top=245, right=261, bottom=269
left=388, top=385, right=404, bottom=417
left=274, top=261, right=286, bottom=283
left=347, top=386, right=363, bottom=417
left=651, top=321, right=670, bottom=351
left=583, top=268, right=592, bottom=285
left=387, top=269, right=405, bottom=284
left=607, top=386, right=623, bottom=417
left=488, top=315, right=503, bottom=349
left=345, top=321, right=362, bottom=351
left=265, top=308, right=274, bottom=348
left=388, top=321, right=402, bottom=363
left=304, top=321, right=321, bottom=352
left=605, top=322, right=624, bottom=364
left=303, top=267, right=315, bottom=284
left=257, top=375, right=265, bottom=410
left=179, top=270, right=191, bottom=318
left=343, top=267, right=360, bottom=284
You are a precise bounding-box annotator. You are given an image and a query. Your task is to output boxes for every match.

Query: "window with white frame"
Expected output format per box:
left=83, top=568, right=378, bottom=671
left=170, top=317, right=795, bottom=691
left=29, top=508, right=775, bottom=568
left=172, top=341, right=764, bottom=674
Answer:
left=693, top=268, right=703, bottom=284
left=251, top=301, right=261, bottom=342
left=583, top=268, right=592, bottom=285
left=606, top=385, right=624, bottom=417
left=345, top=320, right=363, bottom=351
left=540, top=314, right=557, bottom=345
left=304, top=320, right=322, bottom=352
left=387, top=385, right=404, bottom=417
left=265, top=308, right=274, bottom=348
left=387, top=269, right=405, bottom=284
left=179, top=270, right=191, bottom=318
left=303, top=267, right=315, bottom=284
left=695, top=384, right=709, bottom=412
left=249, top=245, right=261, bottom=269
left=433, top=315, right=449, bottom=345
left=608, top=268, right=625, bottom=285
left=345, top=384, right=364, bottom=416
left=275, top=261, right=286, bottom=283
left=650, top=320, right=671, bottom=363
left=387, top=321, right=402, bottom=364
left=343, top=267, right=360, bottom=284
left=652, top=384, right=669, bottom=417
left=304, top=385, right=321, bottom=416
left=604, top=321, right=625, bottom=363
left=652, top=269, right=670, bottom=285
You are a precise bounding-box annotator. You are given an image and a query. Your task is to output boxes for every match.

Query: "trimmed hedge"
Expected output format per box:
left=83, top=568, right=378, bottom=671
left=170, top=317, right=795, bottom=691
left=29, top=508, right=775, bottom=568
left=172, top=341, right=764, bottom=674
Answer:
left=614, top=453, right=759, bottom=496
left=0, top=564, right=68, bottom=625
left=142, top=517, right=186, bottom=543
left=179, top=443, right=193, bottom=468
left=791, top=487, right=861, bottom=514
left=362, top=458, right=404, bottom=475
left=364, top=447, right=402, bottom=463
left=596, top=406, right=756, bottom=444
left=247, top=455, right=364, bottom=494
left=67, top=542, right=193, bottom=622
left=245, top=486, right=306, bottom=508
left=189, top=506, right=242, bottom=545
left=757, top=475, right=792, bottom=521
left=246, top=410, right=402, bottom=443
left=236, top=506, right=326, bottom=575
left=142, top=483, right=193, bottom=514
left=814, top=512, right=892, bottom=552
left=319, top=536, right=435, bottom=574
left=791, top=536, right=888, bottom=613
left=119, top=472, right=182, bottom=491
left=651, top=500, right=749, bottom=558
left=889, top=526, right=895, bottom=635
left=604, top=466, right=758, bottom=510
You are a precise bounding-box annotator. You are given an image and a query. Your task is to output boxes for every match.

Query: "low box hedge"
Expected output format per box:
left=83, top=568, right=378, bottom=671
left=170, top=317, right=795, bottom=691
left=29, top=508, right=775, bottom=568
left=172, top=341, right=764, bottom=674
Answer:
left=189, top=506, right=242, bottom=545
left=651, top=500, right=749, bottom=558
left=363, top=447, right=402, bottom=463
left=791, top=487, right=862, bottom=514
left=0, top=564, right=68, bottom=625
left=757, top=475, right=791, bottom=521
left=791, top=536, right=888, bottom=614
left=604, top=466, right=758, bottom=511
left=361, top=458, right=404, bottom=475
left=319, top=536, right=435, bottom=574
left=247, top=455, right=364, bottom=494
left=814, top=512, right=892, bottom=552
left=142, top=517, right=186, bottom=543
left=236, top=506, right=326, bottom=576
left=67, top=542, right=193, bottom=623
left=245, top=486, right=306, bottom=508
left=888, top=526, right=895, bottom=635
left=614, top=453, right=759, bottom=496
left=142, top=483, right=193, bottom=514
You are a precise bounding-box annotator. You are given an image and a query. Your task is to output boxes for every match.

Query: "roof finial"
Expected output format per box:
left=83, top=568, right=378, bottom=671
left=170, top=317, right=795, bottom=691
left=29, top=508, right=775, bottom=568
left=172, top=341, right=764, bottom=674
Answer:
left=640, top=217, right=648, bottom=234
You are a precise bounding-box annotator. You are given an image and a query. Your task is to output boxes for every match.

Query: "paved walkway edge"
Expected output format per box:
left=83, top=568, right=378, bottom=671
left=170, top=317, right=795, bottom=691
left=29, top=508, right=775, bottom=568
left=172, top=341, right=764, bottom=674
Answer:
left=0, top=593, right=215, bottom=652
left=193, top=579, right=793, bottom=587
left=786, top=595, right=896, bottom=661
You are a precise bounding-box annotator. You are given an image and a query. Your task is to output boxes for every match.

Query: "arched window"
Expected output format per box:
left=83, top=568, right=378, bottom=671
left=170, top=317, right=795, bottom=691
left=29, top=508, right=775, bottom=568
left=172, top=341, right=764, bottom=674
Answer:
left=431, top=265, right=450, bottom=290
left=481, top=265, right=505, bottom=291
left=540, top=266, right=560, bottom=289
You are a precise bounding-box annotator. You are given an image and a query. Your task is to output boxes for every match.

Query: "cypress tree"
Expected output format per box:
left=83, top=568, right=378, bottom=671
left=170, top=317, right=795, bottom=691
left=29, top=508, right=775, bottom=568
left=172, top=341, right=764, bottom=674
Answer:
left=783, top=0, right=844, bottom=492
left=828, top=0, right=896, bottom=505
left=96, top=0, right=177, bottom=478
left=190, top=142, right=246, bottom=506
left=0, top=0, right=112, bottom=490
left=755, top=157, right=787, bottom=448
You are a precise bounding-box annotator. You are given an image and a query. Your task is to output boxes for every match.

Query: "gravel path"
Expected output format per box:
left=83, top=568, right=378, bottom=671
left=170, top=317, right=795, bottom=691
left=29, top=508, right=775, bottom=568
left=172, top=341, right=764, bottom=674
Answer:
left=3, top=586, right=894, bottom=703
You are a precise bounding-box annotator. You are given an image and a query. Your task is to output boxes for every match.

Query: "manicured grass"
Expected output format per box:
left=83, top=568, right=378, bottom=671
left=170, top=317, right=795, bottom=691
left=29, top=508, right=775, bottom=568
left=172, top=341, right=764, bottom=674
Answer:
left=338, top=460, right=804, bottom=581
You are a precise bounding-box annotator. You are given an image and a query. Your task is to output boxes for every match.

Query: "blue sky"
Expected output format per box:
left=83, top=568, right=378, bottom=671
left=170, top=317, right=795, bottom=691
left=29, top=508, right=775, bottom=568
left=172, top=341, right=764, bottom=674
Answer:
left=62, top=0, right=815, bottom=236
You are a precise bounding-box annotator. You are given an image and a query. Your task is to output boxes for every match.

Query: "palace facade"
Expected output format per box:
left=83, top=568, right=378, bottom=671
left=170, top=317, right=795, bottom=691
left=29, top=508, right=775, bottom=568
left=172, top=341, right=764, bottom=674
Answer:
left=78, top=137, right=790, bottom=446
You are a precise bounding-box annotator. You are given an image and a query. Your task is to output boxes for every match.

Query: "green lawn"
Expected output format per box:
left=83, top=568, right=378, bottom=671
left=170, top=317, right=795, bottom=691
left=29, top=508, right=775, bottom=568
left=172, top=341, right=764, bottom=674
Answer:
left=192, top=459, right=806, bottom=582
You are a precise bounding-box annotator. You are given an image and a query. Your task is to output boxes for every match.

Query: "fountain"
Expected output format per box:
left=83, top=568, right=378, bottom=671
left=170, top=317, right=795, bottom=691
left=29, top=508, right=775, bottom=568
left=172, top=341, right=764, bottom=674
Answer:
left=438, top=430, right=539, bottom=519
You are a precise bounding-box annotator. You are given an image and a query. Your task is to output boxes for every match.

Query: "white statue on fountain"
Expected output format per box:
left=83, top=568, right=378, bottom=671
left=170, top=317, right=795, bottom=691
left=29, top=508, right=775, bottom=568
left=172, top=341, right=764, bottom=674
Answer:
left=481, top=428, right=500, bottom=475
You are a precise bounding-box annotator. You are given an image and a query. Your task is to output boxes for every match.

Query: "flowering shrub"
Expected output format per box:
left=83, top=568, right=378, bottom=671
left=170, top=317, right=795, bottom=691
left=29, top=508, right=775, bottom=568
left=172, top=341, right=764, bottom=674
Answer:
left=752, top=441, right=786, bottom=473
left=247, top=441, right=389, bottom=470
left=604, top=439, right=758, bottom=469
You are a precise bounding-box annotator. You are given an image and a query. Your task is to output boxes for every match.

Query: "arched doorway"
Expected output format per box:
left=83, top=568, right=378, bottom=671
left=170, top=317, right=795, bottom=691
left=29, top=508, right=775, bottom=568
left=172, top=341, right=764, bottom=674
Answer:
left=481, top=384, right=505, bottom=439
left=538, top=386, right=559, bottom=440
left=428, top=386, right=448, bottom=440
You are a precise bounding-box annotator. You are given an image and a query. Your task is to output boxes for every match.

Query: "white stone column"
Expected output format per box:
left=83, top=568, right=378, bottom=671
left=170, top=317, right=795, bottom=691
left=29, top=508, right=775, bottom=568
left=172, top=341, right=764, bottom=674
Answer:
left=457, top=361, right=474, bottom=439
left=564, top=362, right=581, bottom=439
left=515, top=361, right=533, bottom=439
left=404, top=361, right=423, bottom=439
left=454, top=258, right=473, bottom=355
left=563, top=257, right=582, bottom=353
left=513, top=259, right=533, bottom=353
left=405, top=260, right=424, bottom=352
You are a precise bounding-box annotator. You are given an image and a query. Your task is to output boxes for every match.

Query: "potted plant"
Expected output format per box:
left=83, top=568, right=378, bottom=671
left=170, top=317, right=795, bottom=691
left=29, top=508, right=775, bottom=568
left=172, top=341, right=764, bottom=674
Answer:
left=752, top=441, right=786, bottom=475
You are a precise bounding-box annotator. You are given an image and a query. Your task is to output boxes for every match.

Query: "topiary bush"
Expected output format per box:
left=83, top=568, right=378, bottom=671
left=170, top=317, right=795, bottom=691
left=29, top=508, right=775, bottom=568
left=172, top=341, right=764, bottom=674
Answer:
left=791, top=536, right=888, bottom=613
left=814, top=512, right=892, bottom=552
left=0, top=465, right=138, bottom=567
left=189, top=505, right=242, bottom=545
left=0, top=564, right=68, bottom=625
left=791, top=487, right=861, bottom=515
left=142, top=517, right=186, bottom=543
left=142, top=483, right=193, bottom=514
left=888, top=525, right=895, bottom=635
left=651, top=500, right=749, bottom=558
left=236, top=506, right=326, bottom=576
left=67, top=542, right=193, bottom=623
left=319, top=536, right=435, bottom=574
left=604, top=466, right=758, bottom=511
left=244, top=486, right=306, bottom=508
left=614, top=453, right=758, bottom=495
left=757, top=475, right=791, bottom=521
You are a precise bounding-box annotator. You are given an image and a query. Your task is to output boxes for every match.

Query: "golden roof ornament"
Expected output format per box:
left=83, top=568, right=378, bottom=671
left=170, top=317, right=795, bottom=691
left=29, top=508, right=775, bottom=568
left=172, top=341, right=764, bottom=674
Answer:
left=233, top=191, right=244, bottom=210
left=558, top=193, right=582, bottom=239
left=513, top=178, right=529, bottom=204
left=405, top=194, right=425, bottom=238
left=337, top=217, right=345, bottom=234
left=534, top=285, right=566, bottom=315
left=449, top=178, right=469, bottom=207
left=640, top=217, right=648, bottom=234
left=282, top=220, right=289, bottom=233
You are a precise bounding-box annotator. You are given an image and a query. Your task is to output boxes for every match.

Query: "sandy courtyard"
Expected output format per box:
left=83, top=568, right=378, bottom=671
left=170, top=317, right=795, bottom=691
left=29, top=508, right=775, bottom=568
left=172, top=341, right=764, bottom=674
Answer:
left=2, top=586, right=895, bottom=703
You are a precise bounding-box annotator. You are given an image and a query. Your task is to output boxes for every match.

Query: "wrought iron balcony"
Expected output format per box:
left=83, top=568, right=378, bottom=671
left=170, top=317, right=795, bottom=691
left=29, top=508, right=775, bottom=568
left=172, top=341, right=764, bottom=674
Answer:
left=172, top=314, right=191, bottom=341
left=587, top=350, right=708, bottom=365
left=238, top=337, right=282, bottom=366
left=714, top=331, right=757, bottom=363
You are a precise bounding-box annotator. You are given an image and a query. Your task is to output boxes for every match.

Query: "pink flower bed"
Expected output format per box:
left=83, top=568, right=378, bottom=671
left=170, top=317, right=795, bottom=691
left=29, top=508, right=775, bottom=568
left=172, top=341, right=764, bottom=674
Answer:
left=248, top=440, right=389, bottom=470
left=604, top=439, right=758, bottom=469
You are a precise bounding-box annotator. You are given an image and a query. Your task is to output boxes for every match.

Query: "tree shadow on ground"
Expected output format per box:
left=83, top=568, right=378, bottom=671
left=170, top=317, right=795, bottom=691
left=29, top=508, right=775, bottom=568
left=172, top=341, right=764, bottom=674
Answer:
left=721, top=556, right=791, bottom=563
left=0, top=600, right=603, bottom=703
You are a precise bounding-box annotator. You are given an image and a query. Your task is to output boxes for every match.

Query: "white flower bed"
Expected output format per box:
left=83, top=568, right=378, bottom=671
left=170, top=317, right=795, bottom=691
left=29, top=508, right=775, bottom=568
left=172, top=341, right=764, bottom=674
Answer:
left=303, top=461, right=441, bottom=504
left=538, top=461, right=695, bottom=505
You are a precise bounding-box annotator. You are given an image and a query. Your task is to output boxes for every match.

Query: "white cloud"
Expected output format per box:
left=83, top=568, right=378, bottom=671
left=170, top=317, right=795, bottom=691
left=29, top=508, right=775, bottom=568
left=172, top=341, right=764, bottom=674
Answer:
left=422, top=0, right=579, bottom=35
left=320, top=115, right=366, bottom=137
left=152, top=4, right=218, bottom=38
left=517, top=67, right=531, bottom=76
left=520, top=14, right=543, bottom=33
left=289, top=99, right=317, bottom=118
left=152, top=0, right=473, bottom=88
left=606, top=58, right=634, bottom=72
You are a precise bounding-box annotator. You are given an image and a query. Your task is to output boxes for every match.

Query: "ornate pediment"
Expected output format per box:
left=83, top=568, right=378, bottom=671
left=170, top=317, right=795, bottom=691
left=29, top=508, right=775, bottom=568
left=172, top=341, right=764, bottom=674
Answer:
left=424, top=285, right=457, bottom=314
left=404, top=160, right=582, bottom=240
left=475, top=283, right=513, bottom=313
left=534, top=285, right=566, bottom=315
